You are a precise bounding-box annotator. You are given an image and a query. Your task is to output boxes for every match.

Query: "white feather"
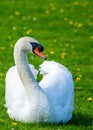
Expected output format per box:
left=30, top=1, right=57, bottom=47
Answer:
left=39, top=61, right=74, bottom=123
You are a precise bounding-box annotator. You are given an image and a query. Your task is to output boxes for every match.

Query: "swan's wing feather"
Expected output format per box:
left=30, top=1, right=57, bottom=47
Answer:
left=5, top=64, right=38, bottom=109
left=39, top=66, right=74, bottom=106
left=39, top=61, right=74, bottom=122
left=5, top=66, right=26, bottom=108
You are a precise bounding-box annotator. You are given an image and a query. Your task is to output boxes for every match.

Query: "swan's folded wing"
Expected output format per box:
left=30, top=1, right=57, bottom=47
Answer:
left=5, top=66, right=26, bottom=108
left=39, top=60, right=74, bottom=114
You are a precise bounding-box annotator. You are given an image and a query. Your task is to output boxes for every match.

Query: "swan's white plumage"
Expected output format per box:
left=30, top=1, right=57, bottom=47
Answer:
left=5, top=65, right=38, bottom=121
left=39, top=61, right=74, bottom=123
left=5, top=37, right=74, bottom=123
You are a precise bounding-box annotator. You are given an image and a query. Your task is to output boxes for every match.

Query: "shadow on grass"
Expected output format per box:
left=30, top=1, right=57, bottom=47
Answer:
left=2, top=112, right=92, bottom=129
left=26, top=112, right=92, bottom=128
left=69, top=112, right=93, bottom=127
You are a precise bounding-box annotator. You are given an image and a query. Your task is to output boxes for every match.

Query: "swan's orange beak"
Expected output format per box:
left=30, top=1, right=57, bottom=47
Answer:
left=33, top=47, right=46, bottom=59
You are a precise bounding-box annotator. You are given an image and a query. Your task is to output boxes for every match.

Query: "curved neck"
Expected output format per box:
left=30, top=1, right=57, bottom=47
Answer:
left=14, top=48, right=40, bottom=99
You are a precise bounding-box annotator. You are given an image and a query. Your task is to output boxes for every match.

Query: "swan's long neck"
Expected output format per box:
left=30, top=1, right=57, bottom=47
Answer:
left=13, top=41, right=56, bottom=122
left=14, top=45, right=41, bottom=100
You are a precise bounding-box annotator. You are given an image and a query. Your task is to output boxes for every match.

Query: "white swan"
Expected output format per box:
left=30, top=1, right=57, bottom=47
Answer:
left=5, top=37, right=74, bottom=123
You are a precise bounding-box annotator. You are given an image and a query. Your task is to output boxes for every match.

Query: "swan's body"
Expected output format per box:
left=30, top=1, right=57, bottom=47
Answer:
left=5, top=37, right=74, bottom=123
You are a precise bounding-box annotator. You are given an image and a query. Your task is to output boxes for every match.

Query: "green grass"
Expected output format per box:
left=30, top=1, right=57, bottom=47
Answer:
left=0, top=0, right=93, bottom=129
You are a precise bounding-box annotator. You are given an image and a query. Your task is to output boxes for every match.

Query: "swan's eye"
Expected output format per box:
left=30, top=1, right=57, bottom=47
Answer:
left=38, top=44, right=44, bottom=52
left=30, top=42, right=44, bottom=52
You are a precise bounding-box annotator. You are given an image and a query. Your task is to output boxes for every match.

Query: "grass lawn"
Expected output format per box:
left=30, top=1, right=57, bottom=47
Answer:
left=0, top=0, right=93, bottom=129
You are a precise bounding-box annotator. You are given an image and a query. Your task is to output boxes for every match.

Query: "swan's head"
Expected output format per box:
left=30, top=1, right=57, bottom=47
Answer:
left=15, top=37, right=46, bottom=59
